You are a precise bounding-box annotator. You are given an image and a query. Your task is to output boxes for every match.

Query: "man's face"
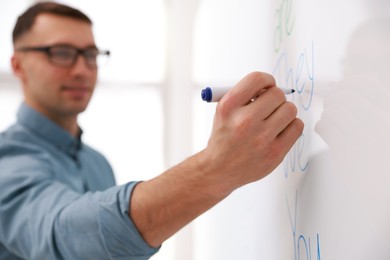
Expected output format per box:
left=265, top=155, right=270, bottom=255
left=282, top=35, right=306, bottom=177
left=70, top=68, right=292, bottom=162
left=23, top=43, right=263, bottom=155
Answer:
left=12, top=14, right=98, bottom=120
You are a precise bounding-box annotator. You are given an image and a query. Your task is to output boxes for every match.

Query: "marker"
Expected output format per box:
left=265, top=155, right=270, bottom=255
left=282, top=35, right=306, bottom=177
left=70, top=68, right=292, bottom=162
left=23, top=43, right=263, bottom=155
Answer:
left=201, top=87, right=295, bottom=102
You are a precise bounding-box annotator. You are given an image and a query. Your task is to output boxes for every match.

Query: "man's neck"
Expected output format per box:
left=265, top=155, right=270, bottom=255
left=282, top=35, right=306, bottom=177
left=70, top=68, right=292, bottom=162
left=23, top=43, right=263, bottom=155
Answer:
left=25, top=101, right=80, bottom=137
left=46, top=113, right=80, bottom=137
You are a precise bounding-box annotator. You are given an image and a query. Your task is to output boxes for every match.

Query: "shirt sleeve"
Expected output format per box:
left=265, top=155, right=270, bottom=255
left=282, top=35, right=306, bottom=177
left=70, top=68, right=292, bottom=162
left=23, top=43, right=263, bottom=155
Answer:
left=0, top=141, right=160, bottom=260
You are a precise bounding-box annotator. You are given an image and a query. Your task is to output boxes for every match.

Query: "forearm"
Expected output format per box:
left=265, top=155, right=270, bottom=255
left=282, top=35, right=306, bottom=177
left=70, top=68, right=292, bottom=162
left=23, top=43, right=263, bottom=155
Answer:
left=129, top=150, right=230, bottom=248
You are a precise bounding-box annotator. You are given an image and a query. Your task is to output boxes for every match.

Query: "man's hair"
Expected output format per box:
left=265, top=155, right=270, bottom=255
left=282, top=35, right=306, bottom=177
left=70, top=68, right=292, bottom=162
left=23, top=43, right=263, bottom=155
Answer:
left=13, top=2, right=92, bottom=44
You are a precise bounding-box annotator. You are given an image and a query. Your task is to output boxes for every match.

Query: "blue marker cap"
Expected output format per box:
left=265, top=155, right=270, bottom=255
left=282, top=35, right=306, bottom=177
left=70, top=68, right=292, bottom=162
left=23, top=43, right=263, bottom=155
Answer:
left=201, top=87, right=213, bottom=102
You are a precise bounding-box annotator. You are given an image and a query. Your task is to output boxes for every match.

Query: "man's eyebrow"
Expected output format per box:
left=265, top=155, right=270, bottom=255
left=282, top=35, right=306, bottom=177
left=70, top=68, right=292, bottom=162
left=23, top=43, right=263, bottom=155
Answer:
left=84, top=44, right=98, bottom=49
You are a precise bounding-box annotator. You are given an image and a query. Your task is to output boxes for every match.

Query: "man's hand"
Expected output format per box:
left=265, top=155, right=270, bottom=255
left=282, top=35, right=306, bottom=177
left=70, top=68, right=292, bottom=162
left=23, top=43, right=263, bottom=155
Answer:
left=200, top=71, right=304, bottom=196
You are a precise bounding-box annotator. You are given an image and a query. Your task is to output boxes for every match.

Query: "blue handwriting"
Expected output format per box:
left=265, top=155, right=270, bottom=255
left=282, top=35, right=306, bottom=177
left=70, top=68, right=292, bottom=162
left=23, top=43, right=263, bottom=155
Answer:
left=286, top=191, right=321, bottom=260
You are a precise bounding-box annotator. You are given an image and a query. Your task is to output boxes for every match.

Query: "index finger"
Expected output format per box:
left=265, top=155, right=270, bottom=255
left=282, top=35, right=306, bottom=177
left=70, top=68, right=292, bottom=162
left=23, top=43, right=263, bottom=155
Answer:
left=221, top=72, right=277, bottom=109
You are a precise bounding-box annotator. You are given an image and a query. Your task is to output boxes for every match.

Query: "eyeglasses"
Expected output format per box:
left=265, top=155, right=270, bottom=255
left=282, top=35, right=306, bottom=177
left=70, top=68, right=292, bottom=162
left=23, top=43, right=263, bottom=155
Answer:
left=16, top=45, right=110, bottom=69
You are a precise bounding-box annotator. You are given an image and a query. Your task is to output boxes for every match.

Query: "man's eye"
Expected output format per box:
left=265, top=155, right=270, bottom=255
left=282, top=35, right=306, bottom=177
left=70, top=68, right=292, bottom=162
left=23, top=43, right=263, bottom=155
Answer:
left=51, top=49, right=74, bottom=58
left=85, top=50, right=98, bottom=59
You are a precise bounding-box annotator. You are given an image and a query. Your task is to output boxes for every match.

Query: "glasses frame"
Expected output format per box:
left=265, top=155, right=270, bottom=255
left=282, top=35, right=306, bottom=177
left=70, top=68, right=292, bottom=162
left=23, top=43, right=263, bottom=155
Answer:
left=16, top=44, right=110, bottom=69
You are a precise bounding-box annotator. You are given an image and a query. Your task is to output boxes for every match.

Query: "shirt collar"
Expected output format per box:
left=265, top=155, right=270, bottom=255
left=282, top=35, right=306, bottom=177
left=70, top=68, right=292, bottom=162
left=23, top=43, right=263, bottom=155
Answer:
left=17, top=103, right=83, bottom=157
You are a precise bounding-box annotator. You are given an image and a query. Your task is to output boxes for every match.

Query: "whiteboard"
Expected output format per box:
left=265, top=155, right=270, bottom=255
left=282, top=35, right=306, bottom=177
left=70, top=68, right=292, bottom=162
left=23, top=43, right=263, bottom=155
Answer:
left=192, top=0, right=390, bottom=259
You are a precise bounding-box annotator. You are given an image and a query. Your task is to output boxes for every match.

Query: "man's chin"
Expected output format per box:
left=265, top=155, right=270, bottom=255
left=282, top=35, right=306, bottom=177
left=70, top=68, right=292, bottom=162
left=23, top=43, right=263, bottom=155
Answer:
left=64, top=102, right=91, bottom=116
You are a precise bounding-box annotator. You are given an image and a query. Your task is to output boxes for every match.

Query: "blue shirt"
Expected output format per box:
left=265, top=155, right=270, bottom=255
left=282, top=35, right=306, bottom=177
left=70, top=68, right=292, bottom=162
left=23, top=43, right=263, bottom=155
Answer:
left=0, top=103, right=159, bottom=259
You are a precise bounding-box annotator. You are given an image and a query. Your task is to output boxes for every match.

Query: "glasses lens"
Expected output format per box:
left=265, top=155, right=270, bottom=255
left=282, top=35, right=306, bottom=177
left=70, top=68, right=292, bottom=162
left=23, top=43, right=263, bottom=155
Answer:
left=49, top=46, right=77, bottom=66
left=84, top=49, right=99, bottom=67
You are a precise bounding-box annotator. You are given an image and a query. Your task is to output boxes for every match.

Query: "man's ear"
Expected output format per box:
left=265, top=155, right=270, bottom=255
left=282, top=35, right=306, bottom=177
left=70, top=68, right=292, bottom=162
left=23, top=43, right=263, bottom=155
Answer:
left=11, top=53, right=27, bottom=82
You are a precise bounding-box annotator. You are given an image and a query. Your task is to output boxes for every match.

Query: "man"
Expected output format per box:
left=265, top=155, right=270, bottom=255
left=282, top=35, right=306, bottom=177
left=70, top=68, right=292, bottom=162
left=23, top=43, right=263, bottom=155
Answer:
left=0, top=2, right=303, bottom=259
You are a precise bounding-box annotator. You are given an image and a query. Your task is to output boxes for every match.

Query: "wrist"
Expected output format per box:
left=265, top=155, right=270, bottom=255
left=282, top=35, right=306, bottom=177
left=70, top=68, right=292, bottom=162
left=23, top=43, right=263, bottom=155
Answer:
left=190, top=149, right=234, bottom=201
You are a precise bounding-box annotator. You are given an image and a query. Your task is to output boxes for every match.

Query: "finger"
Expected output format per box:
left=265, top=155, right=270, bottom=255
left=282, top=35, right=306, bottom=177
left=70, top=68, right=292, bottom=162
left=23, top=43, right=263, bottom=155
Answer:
left=221, top=72, right=277, bottom=109
left=244, top=86, right=287, bottom=120
left=275, top=118, right=304, bottom=155
left=265, top=101, right=298, bottom=138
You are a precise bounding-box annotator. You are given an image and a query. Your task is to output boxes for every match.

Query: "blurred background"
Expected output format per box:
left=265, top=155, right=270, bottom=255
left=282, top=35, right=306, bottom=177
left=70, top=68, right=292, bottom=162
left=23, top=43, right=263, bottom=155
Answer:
left=0, top=0, right=270, bottom=259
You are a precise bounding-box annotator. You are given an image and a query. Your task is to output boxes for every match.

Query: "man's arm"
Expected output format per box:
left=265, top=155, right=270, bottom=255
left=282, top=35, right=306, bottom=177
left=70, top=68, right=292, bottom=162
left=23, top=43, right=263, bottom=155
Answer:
left=129, top=72, right=304, bottom=247
left=0, top=142, right=158, bottom=259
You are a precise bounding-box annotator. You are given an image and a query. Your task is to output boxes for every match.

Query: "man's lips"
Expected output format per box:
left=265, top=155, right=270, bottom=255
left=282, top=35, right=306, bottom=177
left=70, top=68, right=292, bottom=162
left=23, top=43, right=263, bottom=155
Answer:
left=62, top=85, right=91, bottom=98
